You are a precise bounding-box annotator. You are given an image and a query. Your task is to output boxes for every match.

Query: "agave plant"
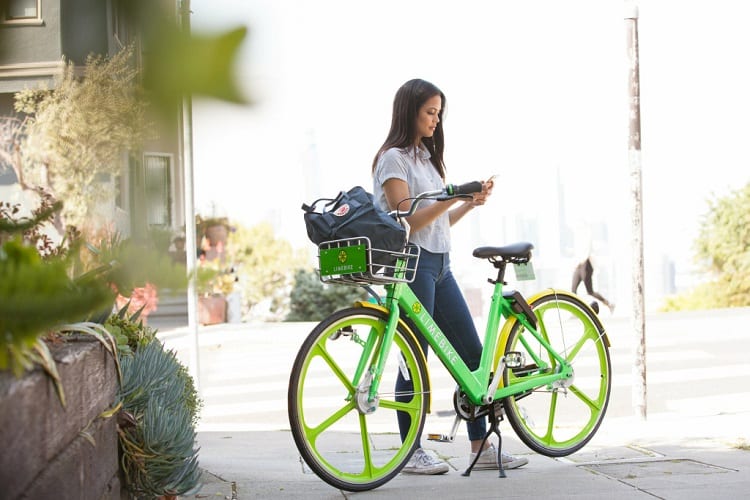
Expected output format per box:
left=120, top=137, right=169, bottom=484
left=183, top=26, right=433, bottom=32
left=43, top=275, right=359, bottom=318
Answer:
left=117, top=340, right=202, bottom=498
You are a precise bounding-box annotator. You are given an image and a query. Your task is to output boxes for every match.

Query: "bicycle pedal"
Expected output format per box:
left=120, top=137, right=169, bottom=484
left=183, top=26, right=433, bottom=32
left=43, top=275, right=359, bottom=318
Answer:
left=504, top=351, right=525, bottom=368
left=426, top=433, right=454, bottom=443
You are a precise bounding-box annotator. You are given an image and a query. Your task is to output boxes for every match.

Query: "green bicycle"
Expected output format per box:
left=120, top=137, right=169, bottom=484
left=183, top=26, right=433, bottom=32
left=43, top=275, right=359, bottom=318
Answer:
left=288, top=184, right=611, bottom=491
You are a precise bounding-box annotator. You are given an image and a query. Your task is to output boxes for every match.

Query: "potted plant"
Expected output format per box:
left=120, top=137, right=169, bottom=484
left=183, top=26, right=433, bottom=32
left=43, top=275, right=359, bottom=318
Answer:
left=196, top=215, right=232, bottom=262
left=195, top=260, right=236, bottom=325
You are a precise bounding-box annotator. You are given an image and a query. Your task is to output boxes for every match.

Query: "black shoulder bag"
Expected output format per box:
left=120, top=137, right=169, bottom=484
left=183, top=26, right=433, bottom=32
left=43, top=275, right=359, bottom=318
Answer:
left=301, top=186, right=407, bottom=266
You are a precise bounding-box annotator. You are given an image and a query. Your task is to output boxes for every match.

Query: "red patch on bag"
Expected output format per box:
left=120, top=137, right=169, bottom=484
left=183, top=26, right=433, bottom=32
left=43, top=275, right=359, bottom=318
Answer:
left=333, top=204, right=350, bottom=217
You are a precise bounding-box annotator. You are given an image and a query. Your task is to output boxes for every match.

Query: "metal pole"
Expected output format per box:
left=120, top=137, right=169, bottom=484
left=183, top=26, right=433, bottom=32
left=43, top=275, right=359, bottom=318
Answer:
left=625, top=1, right=646, bottom=420
left=178, top=0, right=201, bottom=394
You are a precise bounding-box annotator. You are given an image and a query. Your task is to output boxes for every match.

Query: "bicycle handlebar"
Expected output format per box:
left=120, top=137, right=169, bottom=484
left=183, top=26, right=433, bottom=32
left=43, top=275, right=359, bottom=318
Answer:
left=390, top=181, right=484, bottom=219
left=446, top=181, right=484, bottom=196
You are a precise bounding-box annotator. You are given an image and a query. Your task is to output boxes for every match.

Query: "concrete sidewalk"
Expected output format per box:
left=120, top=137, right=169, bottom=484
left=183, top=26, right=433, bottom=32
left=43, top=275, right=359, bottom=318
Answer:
left=190, top=414, right=750, bottom=499
left=154, top=312, right=750, bottom=499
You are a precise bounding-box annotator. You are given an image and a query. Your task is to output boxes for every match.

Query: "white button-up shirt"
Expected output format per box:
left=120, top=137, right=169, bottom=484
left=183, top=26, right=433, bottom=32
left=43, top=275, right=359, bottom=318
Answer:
left=373, top=145, right=450, bottom=253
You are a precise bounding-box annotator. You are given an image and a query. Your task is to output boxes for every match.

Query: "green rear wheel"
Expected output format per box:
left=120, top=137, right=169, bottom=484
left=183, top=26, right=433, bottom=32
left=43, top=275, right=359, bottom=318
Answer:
left=288, top=307, right=429, bottom=491
left=502, top=290, right=611, bottom=456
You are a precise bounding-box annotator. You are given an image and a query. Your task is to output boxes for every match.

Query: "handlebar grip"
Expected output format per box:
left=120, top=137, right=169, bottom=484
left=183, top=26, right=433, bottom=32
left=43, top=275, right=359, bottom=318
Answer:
left=446, top=181, right=483, bottom=196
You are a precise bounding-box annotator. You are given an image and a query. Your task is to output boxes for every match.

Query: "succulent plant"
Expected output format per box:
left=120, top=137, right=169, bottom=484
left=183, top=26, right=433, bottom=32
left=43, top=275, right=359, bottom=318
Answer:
left=117, top=340, right=202, bottom=497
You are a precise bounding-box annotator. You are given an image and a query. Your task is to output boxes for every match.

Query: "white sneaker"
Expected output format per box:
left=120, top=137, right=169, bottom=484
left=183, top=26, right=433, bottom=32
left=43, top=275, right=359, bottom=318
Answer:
left=469, top=443, right=529, bottom=470
left=401, top=448, right=450, bottom=475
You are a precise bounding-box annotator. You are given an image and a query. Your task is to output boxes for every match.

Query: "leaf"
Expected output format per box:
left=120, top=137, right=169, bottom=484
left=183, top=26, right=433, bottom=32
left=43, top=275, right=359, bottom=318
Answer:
left=144, top=26, right=249, bottom=113
left=100, top=401, right=124, bottom=419
left=79, top=430, right=96, bottom=447
left=59, top=322, right=122, bottom=383
left=30, top=340, right=66, bottom=407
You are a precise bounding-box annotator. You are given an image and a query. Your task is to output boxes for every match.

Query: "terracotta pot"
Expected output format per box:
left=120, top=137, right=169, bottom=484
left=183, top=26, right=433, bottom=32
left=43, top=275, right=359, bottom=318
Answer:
left=198, top=295, right=227, bottom=325
left=204, top=224, right=228, bottom=247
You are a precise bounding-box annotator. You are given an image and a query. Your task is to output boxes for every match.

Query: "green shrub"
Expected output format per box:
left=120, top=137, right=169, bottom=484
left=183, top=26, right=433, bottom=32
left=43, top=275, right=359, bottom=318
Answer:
left=103, top=303, right=159, bottom=356
left=286, top=269, right=369, bottom=321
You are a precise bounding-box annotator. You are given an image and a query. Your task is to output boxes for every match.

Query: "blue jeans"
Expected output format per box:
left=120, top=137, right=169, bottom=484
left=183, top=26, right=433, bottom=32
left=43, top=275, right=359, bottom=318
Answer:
left=396, top=248, right=488, bottom=444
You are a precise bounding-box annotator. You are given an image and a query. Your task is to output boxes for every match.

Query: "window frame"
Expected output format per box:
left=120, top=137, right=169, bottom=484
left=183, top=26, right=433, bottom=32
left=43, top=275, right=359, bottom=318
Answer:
left=143, top=152, right=175, bottom=229
left=0, top=0, right=42, bottom=25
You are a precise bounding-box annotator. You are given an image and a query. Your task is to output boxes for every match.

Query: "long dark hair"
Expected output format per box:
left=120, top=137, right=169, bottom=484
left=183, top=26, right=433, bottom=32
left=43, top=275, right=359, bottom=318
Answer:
left=372, top=78, right=447, bottom=179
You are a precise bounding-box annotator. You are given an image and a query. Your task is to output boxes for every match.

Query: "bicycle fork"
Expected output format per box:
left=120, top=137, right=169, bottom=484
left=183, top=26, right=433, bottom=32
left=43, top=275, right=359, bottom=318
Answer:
left=351, top=304, right=403, bottom=409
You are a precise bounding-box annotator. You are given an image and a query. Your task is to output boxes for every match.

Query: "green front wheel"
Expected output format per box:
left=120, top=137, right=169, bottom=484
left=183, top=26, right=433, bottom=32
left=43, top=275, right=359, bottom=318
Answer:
left=288, top=307, right=429, bottom=491
left=501, top=290, right=612, bottom=456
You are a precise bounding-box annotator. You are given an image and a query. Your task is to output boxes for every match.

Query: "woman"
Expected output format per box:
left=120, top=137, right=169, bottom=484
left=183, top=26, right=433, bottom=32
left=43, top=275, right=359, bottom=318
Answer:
left=371, top=78, right=528, bottom=475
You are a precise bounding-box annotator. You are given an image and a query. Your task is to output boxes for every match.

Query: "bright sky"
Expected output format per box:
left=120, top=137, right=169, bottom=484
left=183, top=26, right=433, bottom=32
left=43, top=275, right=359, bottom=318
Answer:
left=189, top=0, right=750, bottom=310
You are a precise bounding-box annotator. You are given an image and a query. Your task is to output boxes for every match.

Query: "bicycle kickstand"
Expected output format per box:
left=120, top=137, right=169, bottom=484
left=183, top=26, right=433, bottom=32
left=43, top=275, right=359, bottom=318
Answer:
left=462, top=401, right=507, bottom=478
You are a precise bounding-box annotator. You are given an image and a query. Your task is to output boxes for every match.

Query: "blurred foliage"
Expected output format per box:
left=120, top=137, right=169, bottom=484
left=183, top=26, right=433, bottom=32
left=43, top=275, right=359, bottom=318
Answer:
left=0, top=237, right=114, bottom=376
left=286, top=269, right=369, bottom=322
left=0, top=188, right=65, bottom=257
left=117, top=340, right=202, bottom=498
left=227, top=222, right=308, bottom=320
left=14, top=45, right=151, bottom=230
left=196, top=259, right=235, bottom=296
left=76, top=229, right=187, bottom=299
left=145, top=25, right=249, bottom=112
left=196, top=215, right=230, bottom=238
left=3, top=0, right=249, bottom=231
left=0, top=198, right=187, bottom=377
left=148, top=226, right=177, bottom=254
left=122, top=0, right=248, bottom=115
left=662, top=182, right=750, bottom=311
left=661, top=280, right=727, bottom=311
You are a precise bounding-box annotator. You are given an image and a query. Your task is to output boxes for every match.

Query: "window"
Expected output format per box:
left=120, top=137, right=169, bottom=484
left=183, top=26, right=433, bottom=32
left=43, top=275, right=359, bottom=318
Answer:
left=111, top=0, right=131, bottom=48
left=144, top=153, right=172, bottom=227
left=1, top=0, right=41, bottom=22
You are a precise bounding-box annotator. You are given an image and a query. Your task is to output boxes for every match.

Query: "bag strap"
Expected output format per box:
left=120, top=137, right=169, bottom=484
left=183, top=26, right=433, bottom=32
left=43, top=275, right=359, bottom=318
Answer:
left=301, top=191, right=346, bottom=213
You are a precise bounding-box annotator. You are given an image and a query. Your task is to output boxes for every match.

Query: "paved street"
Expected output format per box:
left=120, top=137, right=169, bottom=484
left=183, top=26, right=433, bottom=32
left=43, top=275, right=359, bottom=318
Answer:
left=158, top=308, right=750, bottom=436
left=156, top=307, right=750, bottom=498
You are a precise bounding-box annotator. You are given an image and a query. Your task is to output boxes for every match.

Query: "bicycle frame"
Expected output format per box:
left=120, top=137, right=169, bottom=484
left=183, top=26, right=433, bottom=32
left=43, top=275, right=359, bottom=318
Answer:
left=361, top=261, right=573, bottom=408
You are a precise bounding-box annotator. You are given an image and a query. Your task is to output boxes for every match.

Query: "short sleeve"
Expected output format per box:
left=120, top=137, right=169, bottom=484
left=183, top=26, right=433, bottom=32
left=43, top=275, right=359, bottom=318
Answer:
left=374, top=148, right=408, bottom=188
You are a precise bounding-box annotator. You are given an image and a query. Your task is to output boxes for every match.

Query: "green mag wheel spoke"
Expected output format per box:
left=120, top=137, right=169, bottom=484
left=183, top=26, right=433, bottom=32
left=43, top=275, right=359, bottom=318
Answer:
left=306, top=400, right=356, bottom=443
left=379, top=397, right=422, bottom=413
left=540, top=390, right=558, bottom=446
left=289, top=307, right=428, bottom=491
left=563, top=327, right=590, bottom=363
left=502, top=291, right=612, bottom=457
left=313, top=342, right=356, bottom=394
left=359, top=413, right=374, bottom=477
left=568, top=383, right=604, bottom=414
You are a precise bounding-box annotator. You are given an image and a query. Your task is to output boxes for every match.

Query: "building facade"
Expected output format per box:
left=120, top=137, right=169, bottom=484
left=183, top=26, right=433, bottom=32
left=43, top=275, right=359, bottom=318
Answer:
left=0, top=0, right=187, bottom=241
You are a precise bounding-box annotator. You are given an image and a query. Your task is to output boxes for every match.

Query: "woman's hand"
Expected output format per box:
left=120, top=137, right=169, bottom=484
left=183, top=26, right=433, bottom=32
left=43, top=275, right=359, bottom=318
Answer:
left=470, top=177, right=494, bottom=207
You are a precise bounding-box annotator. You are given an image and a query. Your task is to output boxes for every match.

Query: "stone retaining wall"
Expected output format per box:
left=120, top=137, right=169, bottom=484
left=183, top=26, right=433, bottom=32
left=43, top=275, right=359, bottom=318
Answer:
left=0, top=337, right=122, bottom=500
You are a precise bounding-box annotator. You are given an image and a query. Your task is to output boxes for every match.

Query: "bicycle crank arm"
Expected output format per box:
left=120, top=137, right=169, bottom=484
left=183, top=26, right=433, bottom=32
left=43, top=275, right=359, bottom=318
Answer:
left=427, top=413, right=462, bottom=443
left=483, top=351, right=526, bottom=405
